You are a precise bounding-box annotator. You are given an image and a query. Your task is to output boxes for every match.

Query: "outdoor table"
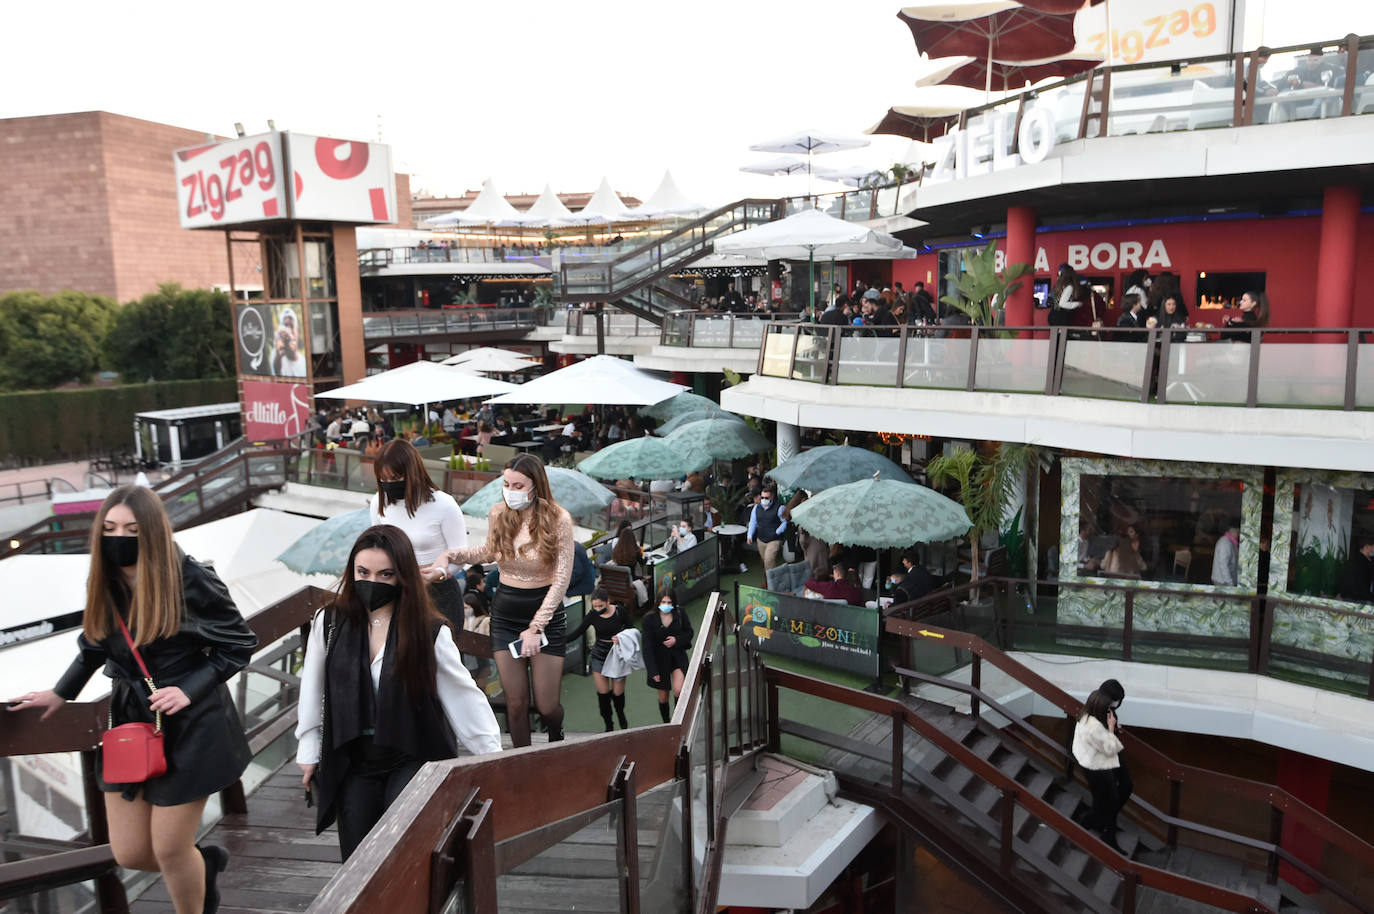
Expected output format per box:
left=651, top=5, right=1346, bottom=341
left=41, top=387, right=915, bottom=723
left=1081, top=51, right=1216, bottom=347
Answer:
left=532, top=423, right=565, bottom=433
left=715, top=523, right=747, bottom=568
left=511, top=440, right=542, bottom=451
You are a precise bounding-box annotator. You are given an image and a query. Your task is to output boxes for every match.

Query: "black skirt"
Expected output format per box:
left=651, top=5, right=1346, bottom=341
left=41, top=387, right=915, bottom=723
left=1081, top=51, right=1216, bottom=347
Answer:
left=490, top=584, right=567, bottom=658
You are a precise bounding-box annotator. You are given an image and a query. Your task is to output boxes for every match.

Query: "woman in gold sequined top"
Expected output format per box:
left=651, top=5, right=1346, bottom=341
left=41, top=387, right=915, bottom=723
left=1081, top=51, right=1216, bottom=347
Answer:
left=433, top=454, right=574, bottom=746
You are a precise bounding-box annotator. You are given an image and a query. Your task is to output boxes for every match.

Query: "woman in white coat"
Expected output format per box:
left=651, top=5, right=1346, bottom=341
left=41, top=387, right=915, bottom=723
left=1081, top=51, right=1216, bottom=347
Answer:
left=1072, top=689, right=1127, bottom=852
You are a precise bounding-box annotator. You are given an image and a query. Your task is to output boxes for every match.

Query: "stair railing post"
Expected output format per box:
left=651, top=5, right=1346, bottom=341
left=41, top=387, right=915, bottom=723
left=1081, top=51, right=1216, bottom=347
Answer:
left=82, top=748, right=130, bottom=914
left=1121, top=871, right=1138, bottom=914
left=1122, top=589, right=1134, bottom=662
left=1167, top=779, right=1181, bottom=848
left=970, top=656, right=981, bottom=721
left=1267, top=805, right=1283, bottom=885
left=999, top=788, right=1017, bottom=872
left=891, top=710, right=904, bottom=798
left=766, top=676, right=780, bottom=753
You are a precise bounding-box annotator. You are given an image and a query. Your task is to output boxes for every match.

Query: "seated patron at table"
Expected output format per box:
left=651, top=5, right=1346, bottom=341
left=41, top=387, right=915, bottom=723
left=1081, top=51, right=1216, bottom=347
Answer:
left=666, top=521, right=698, bottom=555
left=888, top=550, right=933, bottom=604
left=699, top=496, right=722, bottom=532
left=805, top=563, right=867, bottom=606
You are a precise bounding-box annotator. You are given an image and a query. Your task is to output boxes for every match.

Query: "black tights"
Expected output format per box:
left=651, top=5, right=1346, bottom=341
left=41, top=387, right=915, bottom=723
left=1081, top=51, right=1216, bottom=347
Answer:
left=493, top=651, right=564, bottom=747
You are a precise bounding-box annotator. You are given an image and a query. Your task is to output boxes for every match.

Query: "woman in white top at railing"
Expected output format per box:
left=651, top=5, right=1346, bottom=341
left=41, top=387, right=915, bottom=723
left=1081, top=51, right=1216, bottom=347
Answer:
left=1072, top=689, right=1127, bottom=853
left=370, top=440, right=468, bottom=630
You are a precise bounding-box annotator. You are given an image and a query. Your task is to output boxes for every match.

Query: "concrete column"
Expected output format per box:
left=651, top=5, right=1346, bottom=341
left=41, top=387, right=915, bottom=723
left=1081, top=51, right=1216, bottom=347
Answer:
left=333, top=225, right=367, bottom=384
left=214, top=420, right=224, bottom=449
left=776, top=421, right=800, bottom=468
left=1313, top=185, right=1360, bottom=330
left=1004, top=206, right=1037, bottom=327
left=169, top=424, right=183, bottom=470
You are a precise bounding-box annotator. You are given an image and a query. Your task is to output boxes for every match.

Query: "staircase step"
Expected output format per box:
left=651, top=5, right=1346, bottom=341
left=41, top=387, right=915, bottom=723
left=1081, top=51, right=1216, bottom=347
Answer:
left=1021, top=770, right=1055, bottom=799
left=1091, top=862, right=1123, bottom=904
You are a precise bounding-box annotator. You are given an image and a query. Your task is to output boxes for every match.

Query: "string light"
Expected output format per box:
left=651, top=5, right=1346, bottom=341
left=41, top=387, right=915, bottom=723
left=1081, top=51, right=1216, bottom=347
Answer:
left=878, top=432, right=931, bottom=445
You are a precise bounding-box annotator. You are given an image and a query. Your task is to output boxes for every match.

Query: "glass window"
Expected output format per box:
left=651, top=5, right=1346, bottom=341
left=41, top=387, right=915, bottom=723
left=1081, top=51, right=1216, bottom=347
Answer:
left=1078, top=474, right=1244, bottom=584
left=1287, top=483, right=1374, bottom=602
left=1196, top=271, right=1264, bottom=310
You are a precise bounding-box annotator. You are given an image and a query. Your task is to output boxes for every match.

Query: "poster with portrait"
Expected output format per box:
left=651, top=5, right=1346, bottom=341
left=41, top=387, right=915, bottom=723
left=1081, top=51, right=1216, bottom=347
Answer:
left=235, top=303, right=309, bottom=378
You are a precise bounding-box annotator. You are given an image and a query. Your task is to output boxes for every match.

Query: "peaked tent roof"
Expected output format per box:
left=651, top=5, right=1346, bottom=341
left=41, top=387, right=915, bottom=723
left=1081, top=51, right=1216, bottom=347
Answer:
left=563, top=176, right=630, bottom=224
left=485, top=354, right=686, bottom=406
left=509, top=183, right=577, bottom=227
left=620, top=170, right=708, bottom=220
left=424, top=178, right=524, bottom=227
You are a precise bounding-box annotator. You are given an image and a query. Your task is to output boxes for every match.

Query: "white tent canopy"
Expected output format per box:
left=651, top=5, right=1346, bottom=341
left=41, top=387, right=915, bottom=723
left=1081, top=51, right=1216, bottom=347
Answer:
left=562, top=176, right=630, bottom=225
left=713, top=208, right=905, bottom=261
left=442, top=346, right=540, bottom=366
left=509, top=183, right=576, bottom=227
left=620, top=170, right=708, bottom=220
left=316, top=359, right=518, bottom=405
left=424, top=178, right=524, bottom=228
left=486, top=354, right=686, bottom=406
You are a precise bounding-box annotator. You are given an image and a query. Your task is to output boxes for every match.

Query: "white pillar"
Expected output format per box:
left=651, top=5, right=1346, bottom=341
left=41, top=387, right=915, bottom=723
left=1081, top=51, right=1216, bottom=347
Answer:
left=214, top=420, right=224, bottom=449
left=169, top=424, right=183, bottom=470
left=149, top=425, right=159, bottom=465
left=776, top=422, right=800, bottom=468
left=134, top=419, right=143, bottom=462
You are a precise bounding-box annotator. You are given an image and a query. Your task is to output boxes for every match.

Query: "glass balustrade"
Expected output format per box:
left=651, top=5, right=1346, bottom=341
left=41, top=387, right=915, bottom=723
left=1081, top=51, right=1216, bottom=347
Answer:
left=1256, top=338, right=1350, bottom=408
left=1165, top=337, right=1249, bottom=405
left=791, top=328, right=832, bottom=382
left=1060, top=336, right=1151, bottom=401
left=973, top=335, right=1052, bottom=393
left=760, top=326, right=797, bottom=377
left=837, top=332, right=900, bottom=386
left=902, top=336, right=971, bottom=390
left=1107, top=61, right=1238, bottom=137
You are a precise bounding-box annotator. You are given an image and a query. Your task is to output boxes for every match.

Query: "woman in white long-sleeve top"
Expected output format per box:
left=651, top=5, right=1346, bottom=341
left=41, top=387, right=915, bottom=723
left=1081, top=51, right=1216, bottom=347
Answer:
left=1072, top=689, right=1127, bottom=852
left=296, top=525, right=501, bottom=861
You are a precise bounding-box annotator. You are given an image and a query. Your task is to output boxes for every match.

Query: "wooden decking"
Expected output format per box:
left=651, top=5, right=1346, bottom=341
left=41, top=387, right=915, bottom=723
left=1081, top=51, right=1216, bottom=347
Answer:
left=130, top=764, right=339, bottom=914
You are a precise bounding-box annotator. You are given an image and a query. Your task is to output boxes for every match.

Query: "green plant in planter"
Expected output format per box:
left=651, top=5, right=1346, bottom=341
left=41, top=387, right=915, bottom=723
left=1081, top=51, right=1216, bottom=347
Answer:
left=939, top=240, right=1032, bottom=331
left=926, top=443, right=1039, bottom=582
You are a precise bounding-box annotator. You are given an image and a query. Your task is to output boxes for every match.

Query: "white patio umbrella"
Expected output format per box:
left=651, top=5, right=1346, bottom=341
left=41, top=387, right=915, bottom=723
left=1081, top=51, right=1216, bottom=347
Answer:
left=315, top=359, right=518, bottom=406
left=740, top=155, right=836, bottom=177
left=823, top=164, right=889, bottom=187
left=485, top=354, right=686, bottom=407
left=713, top=208, right=904, bottom=310
left=443, top=346, right=540, bottom=366
left=748, top=130, right=871, bottom=195
left=446, top=349, right=541, bottom=375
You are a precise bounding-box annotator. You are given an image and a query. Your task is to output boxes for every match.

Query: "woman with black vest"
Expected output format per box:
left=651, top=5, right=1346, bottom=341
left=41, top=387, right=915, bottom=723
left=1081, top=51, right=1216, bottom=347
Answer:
left=295, top=525, right=501, bottom=860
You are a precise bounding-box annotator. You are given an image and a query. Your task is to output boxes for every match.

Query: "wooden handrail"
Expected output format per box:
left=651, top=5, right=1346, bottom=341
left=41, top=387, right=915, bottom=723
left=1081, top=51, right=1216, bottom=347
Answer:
left=768, top=666, right=1278, bottom=914
left=884, top=614, right=1374, bottom=877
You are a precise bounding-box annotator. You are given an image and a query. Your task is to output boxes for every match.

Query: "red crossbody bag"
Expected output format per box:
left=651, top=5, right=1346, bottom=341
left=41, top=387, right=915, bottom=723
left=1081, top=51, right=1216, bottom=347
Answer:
left=101, top=613, right=168, bottom=783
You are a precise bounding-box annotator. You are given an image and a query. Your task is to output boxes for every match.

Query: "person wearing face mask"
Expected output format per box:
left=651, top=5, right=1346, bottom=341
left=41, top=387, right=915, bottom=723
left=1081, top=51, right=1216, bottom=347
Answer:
left=10, top=487, right=257, bottom=914
left=888, top=549, right=932, bottom=606
left=296, top=525, right=501, bottom=861
left=666, top=520, right=698, bottom=555
left=370, top=439, right=469, bottom=630
left=747, top=483, right=788, bottom=572
left=566, top=588, right=635, bottom=731
left=641, top=587, right=694, bottom=723
left=431, top=454, right=575, bottom=747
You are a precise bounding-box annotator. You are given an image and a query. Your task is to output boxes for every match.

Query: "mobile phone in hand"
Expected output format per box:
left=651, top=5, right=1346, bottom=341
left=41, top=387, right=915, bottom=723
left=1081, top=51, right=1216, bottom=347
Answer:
left=509, top=633, right=550, bottom=658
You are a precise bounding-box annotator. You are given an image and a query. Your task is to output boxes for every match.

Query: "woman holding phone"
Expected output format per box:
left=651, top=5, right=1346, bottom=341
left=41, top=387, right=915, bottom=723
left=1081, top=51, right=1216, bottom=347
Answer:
left=433, top=454, right=575, bottom=747
left=295, top=525, right=501, bottom=860
left=9, top=486, right=257, bottom=914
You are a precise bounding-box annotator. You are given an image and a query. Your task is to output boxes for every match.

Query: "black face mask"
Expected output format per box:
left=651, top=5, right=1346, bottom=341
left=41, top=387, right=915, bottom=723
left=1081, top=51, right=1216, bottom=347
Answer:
left=378, top=480, right=407, bottom=501
left=101, top=535, right=139, bottom=568
left=353, top=580, right=399, bottom=613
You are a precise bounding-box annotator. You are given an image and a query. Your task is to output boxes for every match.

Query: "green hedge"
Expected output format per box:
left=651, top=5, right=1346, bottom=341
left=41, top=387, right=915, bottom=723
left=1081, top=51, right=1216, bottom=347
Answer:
left=0, top=379, right=237, bottom=463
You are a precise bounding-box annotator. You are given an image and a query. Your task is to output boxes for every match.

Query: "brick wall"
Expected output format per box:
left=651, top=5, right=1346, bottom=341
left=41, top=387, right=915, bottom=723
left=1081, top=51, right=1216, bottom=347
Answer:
left=0, top=112, right=117, bottom=297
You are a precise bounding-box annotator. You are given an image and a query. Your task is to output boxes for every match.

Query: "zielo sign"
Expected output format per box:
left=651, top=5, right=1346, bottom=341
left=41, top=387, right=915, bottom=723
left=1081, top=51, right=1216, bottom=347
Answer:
left=242, top=379, right=311, bottom=442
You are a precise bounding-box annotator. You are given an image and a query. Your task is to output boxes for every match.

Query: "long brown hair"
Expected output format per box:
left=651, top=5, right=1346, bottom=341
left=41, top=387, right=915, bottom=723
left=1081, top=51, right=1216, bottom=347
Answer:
left=83, top=486, right=183, bottom=646
left=487, top=454, right=564, bottom=568
left=611, top=519, right=639, bottom=567
left=335, top=525, right=445, bottom=699
left=374, top=439, right=438, bottom=518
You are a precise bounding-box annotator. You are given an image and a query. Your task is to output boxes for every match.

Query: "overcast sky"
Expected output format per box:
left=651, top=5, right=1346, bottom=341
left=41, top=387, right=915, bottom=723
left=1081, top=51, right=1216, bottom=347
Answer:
left=4, top=0, right=1371, bottom=206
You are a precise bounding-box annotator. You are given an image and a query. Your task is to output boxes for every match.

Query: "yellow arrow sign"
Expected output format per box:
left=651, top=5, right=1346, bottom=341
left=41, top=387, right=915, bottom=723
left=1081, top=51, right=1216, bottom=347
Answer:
left=917, top=629, right=944, bottom=639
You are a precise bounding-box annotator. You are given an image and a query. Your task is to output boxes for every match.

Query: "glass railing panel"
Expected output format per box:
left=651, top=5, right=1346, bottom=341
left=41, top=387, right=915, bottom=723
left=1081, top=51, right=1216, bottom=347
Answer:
left=873, top=186, right=900, bottom=218
left=974, top=335, right=1051, bottom=393
left=731, top=318, right=767, bottom=348
left=836, top=332, right=900, bottom=386
left=635, top=779, right=691, bottom=914
left=1267, top=602, right=1374, bottom=697
left=1256, top=340, right=1348, bottom=408
left=1108, top=61, right=1237, bottom=136
left=1060, top=337, right=1149, bottom=400
left=494, top=799, right=621, bottom=913
left=791, top=328, right=831, bottom=382
left=902, top=336, right=970, bottom=389
left=1030, top=81, right=1089, bottom=145
left=844, top=190, right=874, bottom=222
left=1255, top=48, right=1346, bottom=125
left=1165, top=337, right=1248, bottom=405
left=760, top=328, right=796, bottom=377
left=1359, top=344, right=1374, bottom=409
left=691, top=316, right=734, bottom=348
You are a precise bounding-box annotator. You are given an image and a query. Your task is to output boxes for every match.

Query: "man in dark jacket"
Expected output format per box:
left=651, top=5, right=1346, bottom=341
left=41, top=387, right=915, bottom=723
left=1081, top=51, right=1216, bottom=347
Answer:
left=1340, top=541, right=1374, bottom=602
left=888, top=549, right=932, bottom=605
left=720, top=282, right=746, bottom=312
left=818, top=299, right=847, bottom=325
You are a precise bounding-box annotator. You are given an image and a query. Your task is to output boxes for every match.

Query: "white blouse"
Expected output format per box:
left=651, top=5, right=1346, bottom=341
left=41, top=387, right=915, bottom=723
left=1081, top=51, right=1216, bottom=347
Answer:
left=295, top=618, right=502, bottom=764
left=370, top=490, right=468, bottom=576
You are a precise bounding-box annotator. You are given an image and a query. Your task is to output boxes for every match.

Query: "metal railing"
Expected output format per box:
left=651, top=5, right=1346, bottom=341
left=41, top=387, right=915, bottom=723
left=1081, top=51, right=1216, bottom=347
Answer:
left=0, top=585, right=333, bottom=913
left=563, top=309, right=662, bottom=338
left=660, top=311, right=782, bottom=349
left=877, top=608, right=1374, bottom=912
left=557, top=200, right=784, bottom=303
left=756, top=323, right=1374, bottom=411
left=310, top=592, right=768, bottom=913
left=360, top=307, right=540, bottom=340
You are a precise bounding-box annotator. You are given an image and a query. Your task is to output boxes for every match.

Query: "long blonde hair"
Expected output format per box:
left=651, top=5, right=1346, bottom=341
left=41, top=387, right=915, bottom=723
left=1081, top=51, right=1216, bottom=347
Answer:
left=83, top=486, right=183, bottom=646
left=487, top=454, right=563, bottom=568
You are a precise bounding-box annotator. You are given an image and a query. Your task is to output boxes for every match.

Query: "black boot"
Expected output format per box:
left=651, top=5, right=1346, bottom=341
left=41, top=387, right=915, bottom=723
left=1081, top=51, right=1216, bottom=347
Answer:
left=1100, top=827, right=1126, bottom=854
left=612, top=693, right=628, bottom=729
left=597, top=692, right=614, bottom=732
left=198, top=844, right=228, bottom=914
left=658, top=700, right=671, bottom=723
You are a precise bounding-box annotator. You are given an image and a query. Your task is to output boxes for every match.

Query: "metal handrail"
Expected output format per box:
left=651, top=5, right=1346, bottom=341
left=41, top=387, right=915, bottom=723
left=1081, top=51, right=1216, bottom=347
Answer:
left=756, top=322, right=1374, bottom=411
left=360, top=307, right=539, bottom=340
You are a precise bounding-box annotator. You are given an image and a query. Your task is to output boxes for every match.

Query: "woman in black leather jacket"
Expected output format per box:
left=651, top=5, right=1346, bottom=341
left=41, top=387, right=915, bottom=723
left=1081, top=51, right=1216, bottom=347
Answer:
left=9, top=486, right=256, bottom=914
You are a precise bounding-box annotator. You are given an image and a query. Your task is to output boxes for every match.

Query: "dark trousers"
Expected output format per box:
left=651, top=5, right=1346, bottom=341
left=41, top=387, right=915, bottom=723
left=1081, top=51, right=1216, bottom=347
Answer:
left=1084, top=767, right=1124, bottom=834
left=335, top=747, right=424, bottom=860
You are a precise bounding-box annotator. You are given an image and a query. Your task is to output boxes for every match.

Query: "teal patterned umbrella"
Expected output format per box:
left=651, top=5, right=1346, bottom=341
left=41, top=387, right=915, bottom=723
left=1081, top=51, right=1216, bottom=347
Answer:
left=768, top=445, right=914, bottom=492
left=275, top=508, right=371, bottom=577
left=789, top=475, right=970, bottom=548
left=461, top=467, right=613, bottom=519
left=578, top=436, right=711, bottom=481
left=663, top=417, right=772, bottom=461
left=657, top=408, right=745, bottom=436
left=640, top=392, right=722, bottom=421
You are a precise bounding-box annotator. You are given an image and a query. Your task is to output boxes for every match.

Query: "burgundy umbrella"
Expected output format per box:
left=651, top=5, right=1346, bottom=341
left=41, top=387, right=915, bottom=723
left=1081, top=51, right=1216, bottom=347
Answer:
left=898, top=5, right=1079, bottom=63
left=865, top=108, right=959, bottom=142
left=1018, top=0, right=1104, bottom=11
left=938, top=51, right=1102, bottom=91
